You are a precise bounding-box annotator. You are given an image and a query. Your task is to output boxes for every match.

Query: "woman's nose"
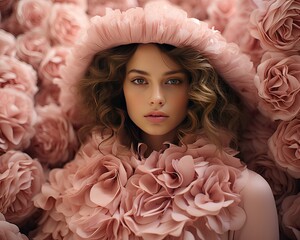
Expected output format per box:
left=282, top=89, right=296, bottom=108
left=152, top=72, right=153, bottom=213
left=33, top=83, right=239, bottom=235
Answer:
left=149, top=86, right=165, bottom=106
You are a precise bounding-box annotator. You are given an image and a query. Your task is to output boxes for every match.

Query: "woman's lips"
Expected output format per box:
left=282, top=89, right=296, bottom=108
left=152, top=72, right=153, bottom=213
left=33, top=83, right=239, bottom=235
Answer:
left=145, top=112, right=169, bottom=123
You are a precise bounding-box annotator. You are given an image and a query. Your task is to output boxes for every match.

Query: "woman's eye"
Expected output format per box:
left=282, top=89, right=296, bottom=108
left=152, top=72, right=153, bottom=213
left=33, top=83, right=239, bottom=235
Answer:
left=132, top=78, right=147, bottom=85
left=166, top=79, right=181, bottom=85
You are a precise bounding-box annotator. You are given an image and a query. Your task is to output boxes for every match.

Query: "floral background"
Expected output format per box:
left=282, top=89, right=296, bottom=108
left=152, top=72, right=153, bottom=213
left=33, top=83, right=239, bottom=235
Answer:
left=0, top=0, right=299, bottom=239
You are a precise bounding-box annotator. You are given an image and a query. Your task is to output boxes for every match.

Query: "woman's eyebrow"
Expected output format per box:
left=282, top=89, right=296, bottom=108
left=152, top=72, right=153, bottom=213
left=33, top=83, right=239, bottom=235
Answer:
left=127, top=69, right=186, bottom=76
left=127, top=69, right=149, bottom=75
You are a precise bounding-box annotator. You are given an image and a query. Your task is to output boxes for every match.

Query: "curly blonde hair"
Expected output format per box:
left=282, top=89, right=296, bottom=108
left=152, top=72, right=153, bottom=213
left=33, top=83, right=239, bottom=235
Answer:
left=76, top=43, right=243, bottom=150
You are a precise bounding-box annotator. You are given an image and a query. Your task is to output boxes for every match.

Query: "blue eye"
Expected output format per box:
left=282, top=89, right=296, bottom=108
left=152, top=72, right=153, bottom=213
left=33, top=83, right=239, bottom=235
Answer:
left=132, top=78, right=147, bottom=85
left=166, top=79, right=181, bottom=85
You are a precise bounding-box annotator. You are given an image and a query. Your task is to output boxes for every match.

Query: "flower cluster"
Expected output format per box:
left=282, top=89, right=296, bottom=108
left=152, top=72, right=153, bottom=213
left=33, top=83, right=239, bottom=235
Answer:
left=235, top=0, right=300, bottom=238
left=32, top=132, right=247, bottom=239
left=0, top=0, right=299, bottom=239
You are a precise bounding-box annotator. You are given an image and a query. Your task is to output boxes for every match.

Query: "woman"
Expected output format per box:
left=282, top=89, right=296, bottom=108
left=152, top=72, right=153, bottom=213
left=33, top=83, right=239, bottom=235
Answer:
left=32, top=2, right=279, bottom=239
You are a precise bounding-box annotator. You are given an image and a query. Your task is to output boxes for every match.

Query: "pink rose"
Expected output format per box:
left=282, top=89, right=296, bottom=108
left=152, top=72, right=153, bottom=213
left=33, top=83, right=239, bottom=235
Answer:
left=16, top=28, right=51, bottom=70
left=0, top=55, right=38, bottom=97
left=16, top=0, right=52, bottom=31
left=0, top=213, right=28, bottom=240
left=48, top=3, right=89, bottom=46
left=247, top=154, right=298, bottom=206
left=250, top=0, right=300, bottom=51
left=0, top=29, right=16, bottom=56
left=280, top=193, right=300, bottom=240
left=206, top=0, right=237, bottom=32
left=38, top=46, right=71, bottom=86
left=254, top=52, right=300, bottom=121
left=26, top=104, right=79, bottom=168
left=0, top=150, right=44, bottom=225
left=268, top=116, right=300, bottom=179
left=0, top=88, right=37, bottom=153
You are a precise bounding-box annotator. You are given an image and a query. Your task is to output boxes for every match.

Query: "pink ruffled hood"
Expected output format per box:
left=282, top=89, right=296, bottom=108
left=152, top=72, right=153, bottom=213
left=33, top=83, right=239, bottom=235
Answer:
left=59, top=0, right=258, bottom=120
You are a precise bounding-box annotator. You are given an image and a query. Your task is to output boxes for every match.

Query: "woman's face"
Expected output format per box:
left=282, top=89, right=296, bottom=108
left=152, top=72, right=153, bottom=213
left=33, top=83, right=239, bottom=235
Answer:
left=123, top=44, right=189, bottom=144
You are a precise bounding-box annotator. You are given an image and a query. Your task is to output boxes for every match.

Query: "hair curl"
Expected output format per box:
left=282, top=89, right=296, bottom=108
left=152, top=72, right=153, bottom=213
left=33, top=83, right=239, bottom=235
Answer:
left=76, top=43, right=243, bottom=150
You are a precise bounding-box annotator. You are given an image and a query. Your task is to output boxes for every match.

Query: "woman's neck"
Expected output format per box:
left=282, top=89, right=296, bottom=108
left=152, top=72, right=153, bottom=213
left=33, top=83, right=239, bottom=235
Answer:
left=142, top=131, right=177, bottom=156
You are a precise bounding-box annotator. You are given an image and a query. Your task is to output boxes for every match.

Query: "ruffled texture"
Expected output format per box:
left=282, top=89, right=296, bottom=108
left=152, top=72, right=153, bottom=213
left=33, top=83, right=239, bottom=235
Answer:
left=25, top=104, right=79, bottom=168
left=0, top=150, right=44, bottom=225
left=33, top=132, right=248, bottom=239
left=59, top=0, right=258, bottom=124
left=0, top=88, right=37, bottom=153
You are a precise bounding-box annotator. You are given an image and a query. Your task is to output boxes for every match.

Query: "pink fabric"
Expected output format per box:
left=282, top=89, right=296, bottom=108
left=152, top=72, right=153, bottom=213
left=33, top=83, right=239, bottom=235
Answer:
left=59, top=0, right=258, bottom=124
left=33, top=132, right=248, bottom=239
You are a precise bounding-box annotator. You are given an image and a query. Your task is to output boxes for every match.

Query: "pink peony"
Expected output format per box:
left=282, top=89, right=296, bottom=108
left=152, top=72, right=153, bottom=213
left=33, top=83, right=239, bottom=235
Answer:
left=38, top=46, right=71, bottom=86
left=26, top=104, right=79, bottom=168
left=280, top=193, right=300, bottom=240
left=0, top=150, right=44, bottom=225
left=247, top=154, right=298, bottom=206
left=254, top=52, right=300, bottom=121
left=0, top=55, right=38, bottom=97
left=0, top=88, right=36, bottom=153
left=250, top=0, right=300, bottom=52
left=0, top=29, right=16, bottom=56
left=268, top=116, right=300, bottom=179
left=48, top=3, right=89, bottom=46
left=16, top=0, right=52, bottom=32
left=16, top=28, right=51, bottom=70
left=0, top=213, right=28, bottom=240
